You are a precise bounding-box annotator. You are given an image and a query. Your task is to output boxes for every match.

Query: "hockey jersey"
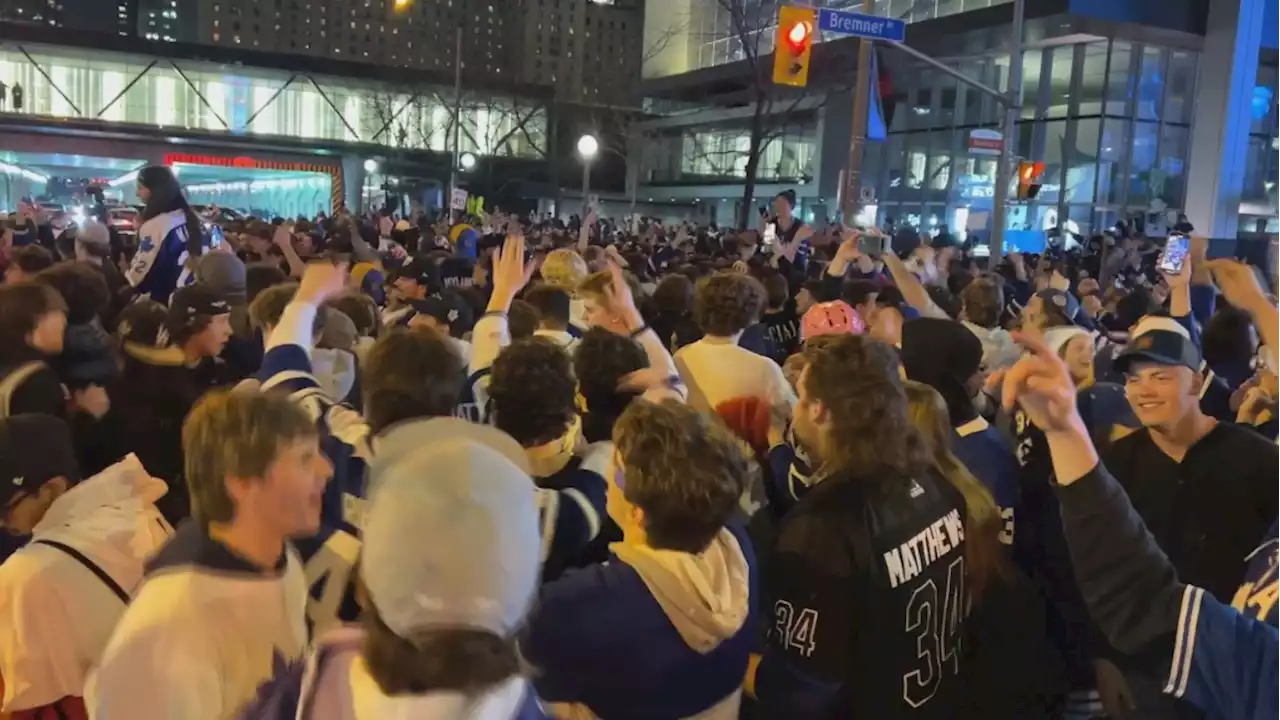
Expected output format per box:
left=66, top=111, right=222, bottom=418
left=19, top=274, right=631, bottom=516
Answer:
left=129, top=210, right=199, bottom=304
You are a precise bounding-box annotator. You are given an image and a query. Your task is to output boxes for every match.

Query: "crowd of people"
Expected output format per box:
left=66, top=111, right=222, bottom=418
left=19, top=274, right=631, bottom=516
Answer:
left=0, top=167, right=1276, bottom=720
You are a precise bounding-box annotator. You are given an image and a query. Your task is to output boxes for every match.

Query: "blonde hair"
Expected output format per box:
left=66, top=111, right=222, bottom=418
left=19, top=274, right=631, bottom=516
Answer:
left=182, top=389, right=317, bottom=525
left=902, top=380, right=1007, bottom=601
left=541, top=249, right=588, bottom=291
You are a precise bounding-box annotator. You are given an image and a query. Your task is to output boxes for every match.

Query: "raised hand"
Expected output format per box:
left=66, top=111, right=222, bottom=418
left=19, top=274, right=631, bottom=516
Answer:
left=490, top=232, right=536, bottom=309
left=985, top=331, right=1082, bottom=435
left=296, top=261, right=349, bottom=306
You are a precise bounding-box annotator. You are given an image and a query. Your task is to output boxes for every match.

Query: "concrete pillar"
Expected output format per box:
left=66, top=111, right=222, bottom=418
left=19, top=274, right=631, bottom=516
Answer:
left=342, top=155, right=367, bottom=214
left=1183, top=0, right=1265, bottom=237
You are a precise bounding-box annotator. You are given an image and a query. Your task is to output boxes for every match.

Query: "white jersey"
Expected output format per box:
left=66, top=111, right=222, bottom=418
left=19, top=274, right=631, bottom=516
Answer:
left=86, top=522, right=308, bottom=720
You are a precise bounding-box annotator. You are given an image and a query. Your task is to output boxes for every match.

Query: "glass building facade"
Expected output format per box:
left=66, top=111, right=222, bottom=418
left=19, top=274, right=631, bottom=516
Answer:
left=0, top=45, right=548, bottom=159
left=643, top=116, right=819, bottom=185
left=1242, top=58, right=1280, bottom=234
left=858, top=38, right=1214, bottom=240
left=678, top=0, right=1015, bottom=75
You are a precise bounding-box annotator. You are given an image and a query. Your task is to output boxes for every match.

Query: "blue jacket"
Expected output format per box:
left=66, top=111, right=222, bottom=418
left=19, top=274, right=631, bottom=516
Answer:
left=521, top=524, right=758, bottom=719
left=1058, top=463, right=1279, bottom=720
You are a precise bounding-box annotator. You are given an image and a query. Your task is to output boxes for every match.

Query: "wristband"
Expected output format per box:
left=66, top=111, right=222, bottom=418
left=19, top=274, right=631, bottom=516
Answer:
left=628, top=324, right=650, bottom=338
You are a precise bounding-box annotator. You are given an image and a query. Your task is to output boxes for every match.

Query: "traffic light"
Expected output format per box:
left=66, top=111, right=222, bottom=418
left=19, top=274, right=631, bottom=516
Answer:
left=392, top=0, right=413, bottom=12
left=1016, top=161, right=1045, bottom=200
left=772, top=6, right=817, bottom=87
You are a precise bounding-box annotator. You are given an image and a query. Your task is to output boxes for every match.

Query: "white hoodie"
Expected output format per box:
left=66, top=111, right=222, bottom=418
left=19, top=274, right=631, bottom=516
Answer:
left=0, top=455, right=171, bottom=712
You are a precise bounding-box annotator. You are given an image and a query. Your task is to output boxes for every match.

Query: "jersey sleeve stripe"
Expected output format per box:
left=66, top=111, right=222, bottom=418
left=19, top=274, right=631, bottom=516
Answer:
left=536, top=489, right=559, bottom=564
left=262, top=369, right=321, bottom=393
left=1165, top=585, right=1205, bottom=697
left=561, top=487, right=602, bottom=540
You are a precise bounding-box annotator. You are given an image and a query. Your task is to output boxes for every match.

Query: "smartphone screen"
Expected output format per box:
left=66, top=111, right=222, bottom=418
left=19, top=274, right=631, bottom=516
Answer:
left=857, top=232, right=885, bottom=256
left=763, top=223, right=777, bottom=246
left=1160, top=234, right=1189, bottom=274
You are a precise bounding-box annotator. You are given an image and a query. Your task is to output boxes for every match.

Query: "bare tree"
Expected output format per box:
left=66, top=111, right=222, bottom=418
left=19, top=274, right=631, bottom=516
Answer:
left=365, top=88, right=547, bottom=159
left=716, top=0, right=832, bottom=230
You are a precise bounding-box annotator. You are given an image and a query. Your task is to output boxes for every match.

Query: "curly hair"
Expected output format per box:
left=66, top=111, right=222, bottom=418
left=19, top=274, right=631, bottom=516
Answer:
left=959, top=277, right=1004, bottom=328
left=34, top=261, right=110, bottom=325
left=540, top=249, right=588, bottom=291
left=613, top=399, right=751, bottom=553
left=489, top=337, right=577, bottom=447
left=694, top=272, right=765, bottom=336
left=363, top=326, right=464, bottom=434
left=574, top=327, right=647, bottom=442
left=800, top=334, right=929, bottom=489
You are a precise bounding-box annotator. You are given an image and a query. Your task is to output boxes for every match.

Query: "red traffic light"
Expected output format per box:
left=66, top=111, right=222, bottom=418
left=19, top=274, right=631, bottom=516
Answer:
left=1018, top=161, right=1045, bottom=182
left=785, top=21, right=812, bottom=53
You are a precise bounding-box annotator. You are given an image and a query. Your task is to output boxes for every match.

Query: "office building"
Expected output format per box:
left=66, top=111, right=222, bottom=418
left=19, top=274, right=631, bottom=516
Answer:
left=517, top=0, right=644, bottom=103
left=1, top=0, right=137, bottom=35
left=635, top=0, right=1279, bottom=239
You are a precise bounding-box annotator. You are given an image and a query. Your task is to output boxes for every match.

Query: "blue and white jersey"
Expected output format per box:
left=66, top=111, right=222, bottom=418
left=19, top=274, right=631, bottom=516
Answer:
left=258, top=306, right=373, bottom=635
left=1166, top=584, right=1278, bottom=720
left=129, top=209, right=198, bottom=305
left=261, top=301, right=611, bottom=630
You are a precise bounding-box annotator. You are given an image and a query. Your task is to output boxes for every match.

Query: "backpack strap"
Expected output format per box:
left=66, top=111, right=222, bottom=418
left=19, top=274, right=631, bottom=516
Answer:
left=0, top=361, right=47, bottom=420
left=32, top=539, right=131, bottom=603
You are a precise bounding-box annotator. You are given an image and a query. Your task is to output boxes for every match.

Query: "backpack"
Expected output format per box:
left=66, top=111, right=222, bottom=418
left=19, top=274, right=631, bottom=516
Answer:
left=0, top=361, right=47, bottom=420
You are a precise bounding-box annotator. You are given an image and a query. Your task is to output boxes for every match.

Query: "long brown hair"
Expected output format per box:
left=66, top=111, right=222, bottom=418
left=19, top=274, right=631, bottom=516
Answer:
left=800, top=335, right=930, bottom=491
left=903, top=380, right=1007, bottom=601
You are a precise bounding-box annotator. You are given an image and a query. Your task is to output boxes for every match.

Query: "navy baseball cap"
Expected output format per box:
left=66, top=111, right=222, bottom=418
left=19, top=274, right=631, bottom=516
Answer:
left=1035, top=289, right=1082, bottom=326
left=394, top=257, right=442, bottom=294
left=0, top=415, right=80, bottom=512
left=409, top=290, right=475, bottom=339
left=1114, top=329, right=1201, bottom=373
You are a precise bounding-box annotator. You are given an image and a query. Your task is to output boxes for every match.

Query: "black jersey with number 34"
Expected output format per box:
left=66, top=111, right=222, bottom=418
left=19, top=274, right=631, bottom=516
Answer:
left=766, top=468, right=970, bottom=718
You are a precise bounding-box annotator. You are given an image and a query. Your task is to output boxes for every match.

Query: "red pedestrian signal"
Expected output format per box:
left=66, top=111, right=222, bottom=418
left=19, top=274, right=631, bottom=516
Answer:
left=1016, top=161, right=1045, bottom=200
left=772, top=6, right=817, bottom=87
left=786, top=20, right=811, bottom=52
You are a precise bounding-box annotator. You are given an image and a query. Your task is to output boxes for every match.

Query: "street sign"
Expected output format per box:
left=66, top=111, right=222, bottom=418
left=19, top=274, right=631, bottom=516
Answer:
left=817, top=8, right=907, bottom=42
left=968, top=129, right=1004, bottom=156
left=859, top=185, right=875, bottom=203
left=450, top=187, right=468, bottom=211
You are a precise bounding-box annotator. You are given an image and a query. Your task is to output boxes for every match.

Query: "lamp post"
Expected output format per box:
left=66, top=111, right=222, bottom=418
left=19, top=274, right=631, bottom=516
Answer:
left=459, top=152, right=477, bottom=171
left=577, top=133, right=598, bottom=219
left=362, top=159, right=379, bottom=214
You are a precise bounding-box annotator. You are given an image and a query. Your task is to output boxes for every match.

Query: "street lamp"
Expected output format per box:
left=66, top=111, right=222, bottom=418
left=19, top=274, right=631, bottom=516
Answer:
left=363, top=158, right=379, bottom=174
left=459, top=152, right=477, bottom=171
left=577, top=134, right=599, bottom=218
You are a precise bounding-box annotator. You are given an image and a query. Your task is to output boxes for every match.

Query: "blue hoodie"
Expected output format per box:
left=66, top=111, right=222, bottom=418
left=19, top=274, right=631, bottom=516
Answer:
left=521, top=524, right=757, bottom=719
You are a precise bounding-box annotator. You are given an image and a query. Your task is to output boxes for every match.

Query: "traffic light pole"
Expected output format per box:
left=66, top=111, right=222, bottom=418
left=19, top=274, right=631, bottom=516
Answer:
left=825, top=0, right=1024, bottom=250
left=840, top=0, right=876, bottom=227
left=991, top=0, right=1025, bottom=257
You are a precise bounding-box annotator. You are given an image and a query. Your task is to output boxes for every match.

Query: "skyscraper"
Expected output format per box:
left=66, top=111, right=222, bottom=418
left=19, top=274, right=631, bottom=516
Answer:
left=516, top=0, right=644, bottom=104
left=1, top=0, right=137, bottom=34
left=137, top=0, right=184, bottom=42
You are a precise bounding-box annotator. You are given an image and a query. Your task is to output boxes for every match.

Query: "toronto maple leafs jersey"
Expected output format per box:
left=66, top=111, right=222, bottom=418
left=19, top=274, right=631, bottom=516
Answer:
left=129, top=210, right=198, bottom=304
left=86, top=522, right=308, bottom=720
left=258, top=305, right=373, bottom=635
